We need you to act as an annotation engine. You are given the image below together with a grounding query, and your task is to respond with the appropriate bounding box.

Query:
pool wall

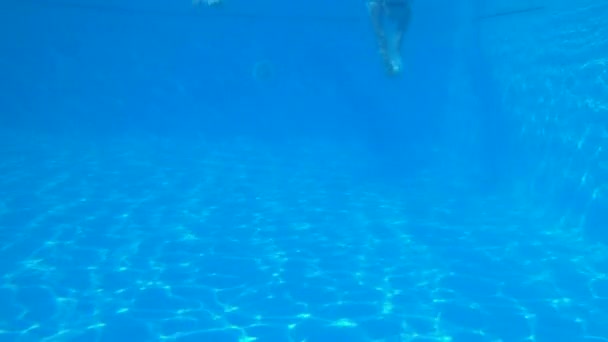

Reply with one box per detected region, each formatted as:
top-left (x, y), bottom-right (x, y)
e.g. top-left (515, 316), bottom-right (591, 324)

top-left (477, 0), bottom-right (608, 242)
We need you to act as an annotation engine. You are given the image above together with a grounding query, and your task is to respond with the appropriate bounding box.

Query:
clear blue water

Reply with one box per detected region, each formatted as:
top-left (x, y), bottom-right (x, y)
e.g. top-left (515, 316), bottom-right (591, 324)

top-left (1, 1), bottom-right (608, 341)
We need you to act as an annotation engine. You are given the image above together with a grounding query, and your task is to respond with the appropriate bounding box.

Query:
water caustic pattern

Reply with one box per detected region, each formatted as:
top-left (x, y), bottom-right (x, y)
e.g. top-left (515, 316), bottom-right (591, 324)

top-left (480, 1), bottom-right (608, 237)
top-left (1, 136), bottom-right (607, 342)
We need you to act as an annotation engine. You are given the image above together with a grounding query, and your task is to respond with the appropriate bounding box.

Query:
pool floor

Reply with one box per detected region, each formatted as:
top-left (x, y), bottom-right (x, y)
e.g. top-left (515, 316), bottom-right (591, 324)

top-left (0, 136), bottom-right (607, 342)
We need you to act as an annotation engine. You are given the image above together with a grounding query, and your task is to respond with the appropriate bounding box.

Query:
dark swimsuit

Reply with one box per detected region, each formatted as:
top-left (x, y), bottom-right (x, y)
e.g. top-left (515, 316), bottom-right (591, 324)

top-left (384, 0), bottom-right (411, 29)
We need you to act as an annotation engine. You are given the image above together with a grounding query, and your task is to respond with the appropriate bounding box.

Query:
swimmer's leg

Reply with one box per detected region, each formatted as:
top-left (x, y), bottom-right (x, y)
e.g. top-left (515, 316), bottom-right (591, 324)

top-left (388, 5), bottom-right (411, 74)
top-left (368, 1), bottom-right (395, 74)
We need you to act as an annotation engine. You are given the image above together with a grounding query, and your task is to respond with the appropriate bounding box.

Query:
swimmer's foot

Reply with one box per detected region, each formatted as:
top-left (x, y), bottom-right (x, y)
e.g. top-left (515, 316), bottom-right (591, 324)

top-left (386, 57), bottom-right (402, 75)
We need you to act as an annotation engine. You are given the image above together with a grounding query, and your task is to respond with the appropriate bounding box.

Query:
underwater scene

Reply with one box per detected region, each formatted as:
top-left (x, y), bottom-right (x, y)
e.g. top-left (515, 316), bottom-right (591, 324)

top-left (0, 0), bottom-right (607, 341)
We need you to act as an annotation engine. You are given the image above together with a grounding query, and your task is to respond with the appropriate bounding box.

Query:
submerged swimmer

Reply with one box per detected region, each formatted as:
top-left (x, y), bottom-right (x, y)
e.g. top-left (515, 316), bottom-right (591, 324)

top-left (367, 0), bottom-right (412, 75)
